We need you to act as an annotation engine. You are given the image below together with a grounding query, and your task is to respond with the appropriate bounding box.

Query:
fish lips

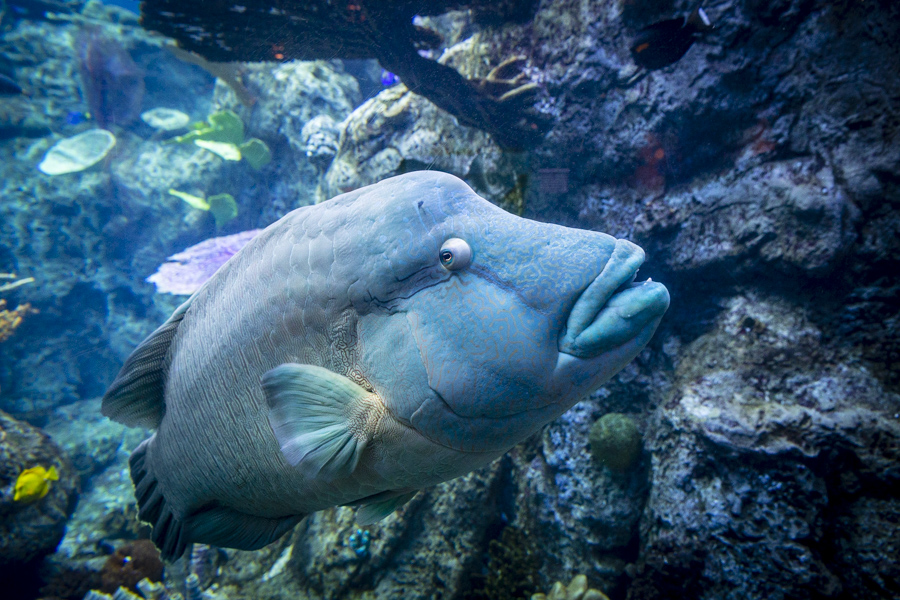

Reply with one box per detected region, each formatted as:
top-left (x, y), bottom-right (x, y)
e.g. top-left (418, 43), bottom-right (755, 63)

top-left (559, 239), bottom-right (670, 358)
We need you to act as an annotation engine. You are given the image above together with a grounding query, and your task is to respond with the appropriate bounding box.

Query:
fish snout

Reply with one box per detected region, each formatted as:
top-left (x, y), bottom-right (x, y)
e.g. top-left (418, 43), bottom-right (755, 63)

top-left (559, 239), bottom-right (669, 358)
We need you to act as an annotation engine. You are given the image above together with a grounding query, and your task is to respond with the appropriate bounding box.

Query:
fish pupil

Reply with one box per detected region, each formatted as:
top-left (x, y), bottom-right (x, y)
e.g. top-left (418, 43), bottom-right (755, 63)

top-left (440, 250), bottom-right (453, 265)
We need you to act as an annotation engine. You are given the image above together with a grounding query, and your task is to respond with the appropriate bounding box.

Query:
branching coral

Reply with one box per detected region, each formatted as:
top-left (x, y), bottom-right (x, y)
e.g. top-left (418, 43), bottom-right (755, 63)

top-left (465, 526), bottom-right (539, 600)
top-left (0, 298), bottom-right (37, 342)
top-left (0, 273), bottom-right (34, 292)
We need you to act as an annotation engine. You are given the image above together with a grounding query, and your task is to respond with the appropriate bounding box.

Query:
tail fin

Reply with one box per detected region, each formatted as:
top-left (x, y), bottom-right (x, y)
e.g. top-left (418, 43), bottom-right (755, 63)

top-left (129, 438), bottom-right (303, 560)
top-left (129, 438), bottom-right (190, 560)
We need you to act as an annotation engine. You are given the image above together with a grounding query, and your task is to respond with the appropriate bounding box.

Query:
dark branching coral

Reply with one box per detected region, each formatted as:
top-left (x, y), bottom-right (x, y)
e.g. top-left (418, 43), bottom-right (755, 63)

top-left (465, 525), bottom-right (540, 600)
top-left (99, 539), bottom-right (164, 594)
top-left (139, 0), bottom-right (549, 148)
top-left (0, 298), bottom-right (37, 343)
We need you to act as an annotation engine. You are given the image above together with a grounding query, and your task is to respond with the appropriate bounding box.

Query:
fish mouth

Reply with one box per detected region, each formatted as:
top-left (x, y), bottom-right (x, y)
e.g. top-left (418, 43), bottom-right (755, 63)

top-left (559, 239), bottom-right (670, 358)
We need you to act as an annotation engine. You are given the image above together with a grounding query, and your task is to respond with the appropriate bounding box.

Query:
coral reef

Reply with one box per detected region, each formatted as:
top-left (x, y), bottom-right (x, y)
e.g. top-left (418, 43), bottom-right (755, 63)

top-left (139, 0), bottom-right (548, 147)
top-left (0, 297), bottom-right (37, 343)
top-left (37, 566), bottom-right (99, 600)
top-left (168, 110), bottom-right (271, 170)
top-left (531, 575), bottom-right (609, 600)
top-left (300, 115), bottom-right (340, 170)
top-left (629, 292), bottom-right (900, 599)
top-left (140, 109), bottom-right (190, 132)
top-left (588, 413), bottom-right (643, 472)
top-left (318, 34), bottom-right (537, 207)
top-left (145, 229), bottom-right (260, 295)
top-left (0, 411), bottom-right (77, 567)
top-left (0, 273), bottom-right (34, 293)
top-left (38, 129), bottom-right (117, 175)
top-left (166, 190), bottom-right (239, 229)
top-left (99, 540), bottom-right (164, 594)
top-left (509, 398), bottom-right (649, 592)
top-left (189, 458), bottom-right (513, 600)
top-left (210, 60), bottom-right (361, 214)
top-left (0, 0), bottom-right (219, 418)
top-left (464, 525), bottom-right (540, 600)
top-left (43, 398), bottom-right (138, 482)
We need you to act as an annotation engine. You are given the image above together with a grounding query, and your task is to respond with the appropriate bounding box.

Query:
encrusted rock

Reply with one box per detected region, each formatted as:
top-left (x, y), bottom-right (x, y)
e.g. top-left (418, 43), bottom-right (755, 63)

top-left (0, 410), bottom-right (77, 566)
top-left (630, 292), bottom-right (900, 599)
top-left (301, 115), bottom-right (340, 170)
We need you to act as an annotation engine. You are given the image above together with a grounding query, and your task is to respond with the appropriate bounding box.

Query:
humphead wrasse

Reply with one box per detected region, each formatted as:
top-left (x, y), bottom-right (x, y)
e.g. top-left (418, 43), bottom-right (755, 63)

top-left (102, 172), bottom-right (670, 559)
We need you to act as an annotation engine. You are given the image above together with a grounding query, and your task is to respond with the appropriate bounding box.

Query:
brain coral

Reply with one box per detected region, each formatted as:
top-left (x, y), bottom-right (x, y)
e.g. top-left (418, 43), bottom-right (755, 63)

top-left (99, 539), bottom-right (164, 593)
top-left (588, 413), bottom-right (643, 472)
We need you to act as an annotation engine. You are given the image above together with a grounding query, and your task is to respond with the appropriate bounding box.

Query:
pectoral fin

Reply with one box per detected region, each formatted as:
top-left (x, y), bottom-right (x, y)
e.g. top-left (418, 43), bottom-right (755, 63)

top-left (355, 490), bottom-right (418, 525)
top-left (185, 505), bottom-right (303, 551)
top-left (262, 363), bottom-right (379, 480)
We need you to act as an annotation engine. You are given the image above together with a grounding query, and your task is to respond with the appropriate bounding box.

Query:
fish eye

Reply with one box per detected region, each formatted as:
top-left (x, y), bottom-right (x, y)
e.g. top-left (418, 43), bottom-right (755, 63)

top-left (439, 238), bottom-right (472, 271)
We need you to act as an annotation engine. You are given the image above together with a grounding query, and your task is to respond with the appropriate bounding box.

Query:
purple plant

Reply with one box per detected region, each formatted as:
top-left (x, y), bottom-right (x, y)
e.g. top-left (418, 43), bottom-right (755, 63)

top-left (77, 28), bottom-right (145, 129)
top-left (147, 229), bottom-right (261, 295)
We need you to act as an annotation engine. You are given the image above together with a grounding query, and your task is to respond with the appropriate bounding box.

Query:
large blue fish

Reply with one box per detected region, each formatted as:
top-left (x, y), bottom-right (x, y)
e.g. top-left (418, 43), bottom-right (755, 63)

top-left (102, 172), bottom-right (670, 559)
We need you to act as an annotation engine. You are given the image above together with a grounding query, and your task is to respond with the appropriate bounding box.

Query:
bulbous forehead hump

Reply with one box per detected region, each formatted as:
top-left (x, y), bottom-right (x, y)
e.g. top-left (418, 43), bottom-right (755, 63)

top-left (295, 172), bottom-right (500, 311)
top-left (349, 171), bottom-right (502, 233)
top-left (329, 171), bottom-right (504, 263)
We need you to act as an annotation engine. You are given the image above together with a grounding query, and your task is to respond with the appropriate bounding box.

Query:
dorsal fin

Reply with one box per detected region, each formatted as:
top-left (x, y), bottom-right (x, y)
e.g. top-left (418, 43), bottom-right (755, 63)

top-left (101, 298), bottom-right (193, 428)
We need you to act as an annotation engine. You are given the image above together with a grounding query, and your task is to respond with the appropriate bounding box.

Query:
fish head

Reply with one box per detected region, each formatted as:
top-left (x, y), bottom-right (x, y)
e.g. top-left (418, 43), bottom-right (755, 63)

top-left (347, 172), bottom-right (669, 453)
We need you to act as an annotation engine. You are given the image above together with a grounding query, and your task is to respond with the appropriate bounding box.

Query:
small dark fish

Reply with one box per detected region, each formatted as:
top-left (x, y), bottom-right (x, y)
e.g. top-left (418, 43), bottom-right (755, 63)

top-left (0, 73), bottom-right (23, 95)
top-left (630, 7), bottom-right (712, 70)
top-left (380, 69), bottom-right (399, 86)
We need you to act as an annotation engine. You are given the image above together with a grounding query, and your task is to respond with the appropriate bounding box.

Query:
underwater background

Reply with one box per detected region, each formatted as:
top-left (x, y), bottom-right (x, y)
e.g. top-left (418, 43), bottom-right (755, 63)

top-left (1, 0), bottom-right (898, 599)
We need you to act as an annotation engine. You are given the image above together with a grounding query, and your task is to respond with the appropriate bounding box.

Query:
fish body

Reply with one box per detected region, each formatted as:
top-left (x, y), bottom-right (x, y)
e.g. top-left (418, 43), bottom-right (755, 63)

top-left (380, 69), bottom-right (399, 86)
top-left (630, 7), bottom-right (712, 70)
top-left (102, 172), bottom-right (670, 559)
top-left (0, 73), bottom-right (23, 96)
top-left (14, 465), bottom-right (59, 502)
top-left (65, 111), bottom-right (87, 125)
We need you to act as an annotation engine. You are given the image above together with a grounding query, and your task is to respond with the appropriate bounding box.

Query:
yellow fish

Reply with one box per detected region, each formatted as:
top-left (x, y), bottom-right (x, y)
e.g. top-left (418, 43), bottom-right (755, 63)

top-left (13, 465), bottom-right (59, 503)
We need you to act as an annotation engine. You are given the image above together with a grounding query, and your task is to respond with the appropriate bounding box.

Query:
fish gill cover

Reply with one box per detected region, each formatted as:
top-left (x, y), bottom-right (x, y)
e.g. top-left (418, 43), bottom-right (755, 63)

top-left (0, 0), bottom-right (898, 599)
